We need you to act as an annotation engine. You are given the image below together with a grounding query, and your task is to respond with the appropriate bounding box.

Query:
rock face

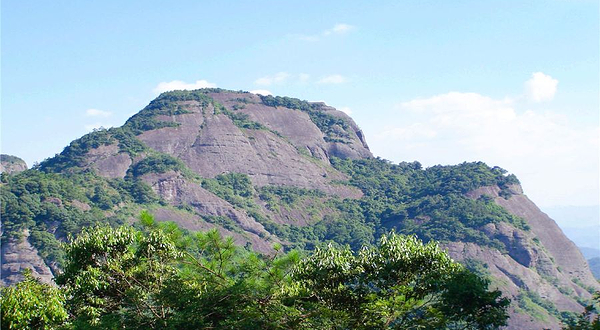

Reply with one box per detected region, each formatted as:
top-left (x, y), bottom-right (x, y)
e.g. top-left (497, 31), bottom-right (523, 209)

top-left (0, 154), bottom-right (27, 174)
top-left (458, 185), bottom-right (600, 329)
top-left (140, 170), bottom-right (277, 253)
top-left (136, 92), bottom-right (370, 192)
top-left (1, 230), bottom-right (55, 286)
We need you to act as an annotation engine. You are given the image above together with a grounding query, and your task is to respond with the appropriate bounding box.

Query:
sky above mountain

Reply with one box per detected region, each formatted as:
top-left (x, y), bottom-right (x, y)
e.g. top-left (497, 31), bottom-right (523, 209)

top-left (2, 0), bottom-right (598, 208)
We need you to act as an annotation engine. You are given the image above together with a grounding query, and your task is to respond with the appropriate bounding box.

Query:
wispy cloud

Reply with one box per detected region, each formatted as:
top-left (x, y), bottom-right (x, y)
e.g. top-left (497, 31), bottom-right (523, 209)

top-left (249, 89), bottom-right (272, 96)
top-left (525, 72), bottom-right (558, 102)
top-left (324, 23), bottom-right (355, 35)
top-left (298, 23), bottom-right (356, 41)
top-left (370, 75), bottom-right (598, 206)
top-left (85, 108), bottom-right (112, 117)
top-left (299, 73), bottom-right (310, 83)
top-left (254, 72), bottom-right (291, 86)
top-left (153, 80), bottom-right (217, 94)
top-left (317, 74), bottom-right (348, 84)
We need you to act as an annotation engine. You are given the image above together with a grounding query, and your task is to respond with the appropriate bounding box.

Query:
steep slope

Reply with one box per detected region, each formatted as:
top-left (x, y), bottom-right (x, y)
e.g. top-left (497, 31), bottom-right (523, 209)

top-left (1, 89), bottom-right (597, 329)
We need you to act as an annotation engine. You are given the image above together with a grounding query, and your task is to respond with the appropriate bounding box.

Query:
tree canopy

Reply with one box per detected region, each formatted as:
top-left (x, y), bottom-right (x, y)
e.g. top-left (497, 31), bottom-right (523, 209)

top-left (1, 215), bottom-right (510, 329)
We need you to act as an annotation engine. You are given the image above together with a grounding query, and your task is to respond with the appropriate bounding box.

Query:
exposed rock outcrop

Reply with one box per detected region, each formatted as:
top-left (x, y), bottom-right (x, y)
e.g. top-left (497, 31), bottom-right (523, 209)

top-left (0, 154), bottom-right (27, 174)
top-left (141, 170), bottom-right (277, 253)
top-left (460, 185), bottom-right (600, 329)
top-left (1, 230), bottom-right (54, 286)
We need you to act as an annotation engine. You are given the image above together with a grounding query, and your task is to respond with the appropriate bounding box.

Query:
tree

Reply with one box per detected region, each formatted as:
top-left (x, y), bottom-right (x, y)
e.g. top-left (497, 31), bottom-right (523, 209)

top-left (56, 224), bottom-right (181, 328)
top-left (288, 233), bottom-right (510, 329)
top-left (22, 216), bottom-right (508, 329)
top-left (0, 269), bottom-right (68, 329)
top-left (562, 293), bottom-right (600, 330)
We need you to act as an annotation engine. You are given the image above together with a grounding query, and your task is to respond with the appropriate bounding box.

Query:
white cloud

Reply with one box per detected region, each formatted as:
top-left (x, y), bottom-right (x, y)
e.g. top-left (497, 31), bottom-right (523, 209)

top-left (298, 23), bottom-right (355, 41)
top-left (254, 72), bottom-right (291, 86)
top-left (370, 89), bottom-right (599, 207)
top-left (249, 89), bottom-right (272, 96)
top-left (317, 74), bottom-right (348, 84)
top-left (525, 72), bottom-right (558, 102)
top-left (324, 23), bottom-right (355, 35)
top-left (299, 73), bottom-right (310, 82)
top-left (153, 80), bottom-right (217, 94)
top-left (85, 108), bottom-right (112, 117)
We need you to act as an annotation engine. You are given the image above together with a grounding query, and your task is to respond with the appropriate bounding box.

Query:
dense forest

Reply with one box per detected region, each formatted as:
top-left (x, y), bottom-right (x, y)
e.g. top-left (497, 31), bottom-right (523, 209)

top-left (1, 157), bottom-right (524, 271)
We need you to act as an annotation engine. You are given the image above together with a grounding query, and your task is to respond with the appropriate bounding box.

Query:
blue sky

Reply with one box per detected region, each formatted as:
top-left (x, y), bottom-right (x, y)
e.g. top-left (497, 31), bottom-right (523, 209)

top-left (2, 0), bottom-right (598, 209)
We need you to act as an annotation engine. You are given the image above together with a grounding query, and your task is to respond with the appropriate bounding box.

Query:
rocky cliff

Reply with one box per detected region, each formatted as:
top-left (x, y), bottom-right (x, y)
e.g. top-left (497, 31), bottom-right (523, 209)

top-left (0, 154), bottom-right (27, 174)
top-left (448, 185), bottom-right (599, 329)
top-left (2, 89), bottom-right (597, 329)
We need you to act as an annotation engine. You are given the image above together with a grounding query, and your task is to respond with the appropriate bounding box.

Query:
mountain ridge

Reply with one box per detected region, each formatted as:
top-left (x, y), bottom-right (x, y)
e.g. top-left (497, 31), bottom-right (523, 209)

top-left (1, 88), bottom-right (598, 329)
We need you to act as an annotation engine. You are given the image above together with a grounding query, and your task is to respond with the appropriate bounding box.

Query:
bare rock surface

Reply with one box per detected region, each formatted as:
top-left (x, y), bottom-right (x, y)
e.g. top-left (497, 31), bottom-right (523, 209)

top-left (462, 185), bottom-right (600, 329)
top-left (210, 92), bottom-right (371, 161)
top-left (467, 185), bottom-right (599, 290)
top-left (137, 93), bottom-right (369, 196)
top-left (82, 144), bottom-right (132, 178)
top-left (0, 154), bottom-right (27, 174)
top-left (1, 230), bottom-right (54, 286)
top-left (141, 171), bottom-right (269, 237)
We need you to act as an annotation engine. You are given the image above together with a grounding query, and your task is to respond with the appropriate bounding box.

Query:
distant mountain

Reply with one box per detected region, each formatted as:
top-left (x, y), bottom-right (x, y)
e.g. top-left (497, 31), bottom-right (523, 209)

top-left (589, 257), bottom-right (600, 279)
top-left (579, 247), bottom-right (600, 260)
top-left (2, 89), bottom-right (598, 330)
top-left (545, 205), bottom-right (600, 249)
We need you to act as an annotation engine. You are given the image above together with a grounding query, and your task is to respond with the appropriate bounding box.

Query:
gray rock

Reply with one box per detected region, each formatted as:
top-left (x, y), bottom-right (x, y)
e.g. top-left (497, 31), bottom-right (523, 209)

top-left (0, 154), bottom-right (27, 174)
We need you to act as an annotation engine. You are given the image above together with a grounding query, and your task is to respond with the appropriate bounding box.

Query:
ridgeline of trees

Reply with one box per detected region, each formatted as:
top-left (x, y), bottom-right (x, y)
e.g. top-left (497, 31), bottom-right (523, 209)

top-left (1, 214), bottom-right (510, 330)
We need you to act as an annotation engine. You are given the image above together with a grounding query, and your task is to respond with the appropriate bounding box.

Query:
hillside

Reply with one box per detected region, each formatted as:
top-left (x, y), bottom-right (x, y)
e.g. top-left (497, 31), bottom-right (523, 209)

top-left (1, 88), bottom-right (598, 329)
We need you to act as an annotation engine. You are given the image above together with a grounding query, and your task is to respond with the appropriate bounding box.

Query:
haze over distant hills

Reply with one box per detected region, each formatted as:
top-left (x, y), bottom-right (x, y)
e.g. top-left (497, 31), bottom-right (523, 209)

top-left (544, 205), bottom-right (600, 254)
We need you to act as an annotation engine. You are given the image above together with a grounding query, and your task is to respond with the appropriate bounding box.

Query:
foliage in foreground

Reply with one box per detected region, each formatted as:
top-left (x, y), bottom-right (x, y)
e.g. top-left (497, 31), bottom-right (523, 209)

top-left (562, 293), bottom-right (600, 330)
top-left (0, 269), bottom-right (68, 329)
top-left (1, 215), bottom-right (510, 329)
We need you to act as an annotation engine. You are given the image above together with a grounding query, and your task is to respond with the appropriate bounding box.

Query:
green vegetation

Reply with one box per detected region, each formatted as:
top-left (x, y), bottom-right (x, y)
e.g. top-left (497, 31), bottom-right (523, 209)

top-left (214, 102), bottom-right (267, 130)
top-left (2, 218), bottom-right (509, 329)
top-left (329, 157), bottom-right (528, 245)
top-left (258, 186), bottom-right (326, 209)
top-left (201, 173), bottom-right (256, 210)
top-left (561, 293), bottom-right (600, 329)
top-left (1, 269), bottom-right (68, 330)
top-left (38, 126), bottom-right (149, 173)
top-left (128, 154), bottom-right (187, 177)
top-left (0, 169), bottom-right (158, 267)
top-left (244, 158), bottom-right (527, 252)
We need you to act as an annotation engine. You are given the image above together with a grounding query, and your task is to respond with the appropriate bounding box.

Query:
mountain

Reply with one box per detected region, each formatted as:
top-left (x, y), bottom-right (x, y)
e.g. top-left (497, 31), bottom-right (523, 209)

top-left (1, 89), bottom-right (598, 329)
top-left (0, 154), bottom-right (27, 174)
top-left (580, 247), bottom-right (600, 260)
top-left (589, 258), bottom-right (600, 279)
